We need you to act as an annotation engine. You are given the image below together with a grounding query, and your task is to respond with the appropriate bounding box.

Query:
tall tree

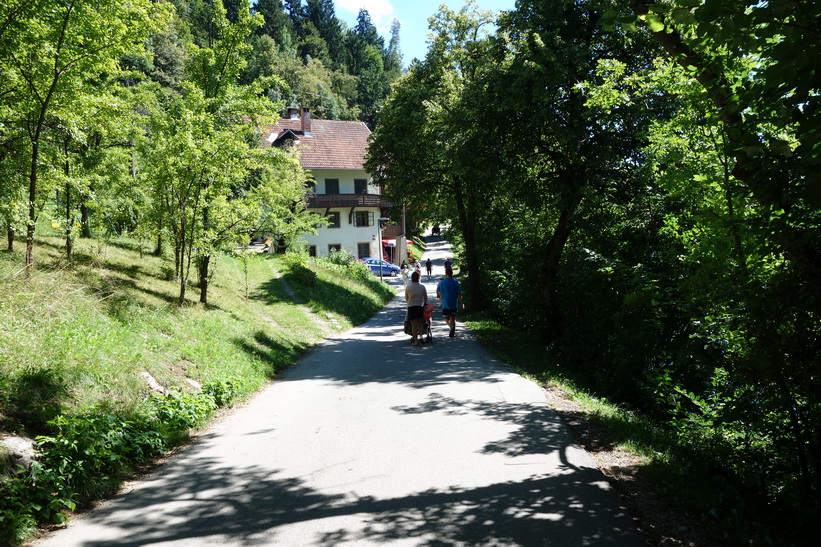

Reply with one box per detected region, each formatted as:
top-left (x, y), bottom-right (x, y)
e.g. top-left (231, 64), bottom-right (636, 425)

top-left (613, 0), bottom-right (821, 288)
top-left (368, 1), bottom-right (497, 306)
top-left (253, 0), bottom-right (292, 45)
top-left (304, 0), bottom-right (345, 68)
top-left (609, 0), bottom-right (821, 511)
top-left (384, 18), bottom-right (403, 76)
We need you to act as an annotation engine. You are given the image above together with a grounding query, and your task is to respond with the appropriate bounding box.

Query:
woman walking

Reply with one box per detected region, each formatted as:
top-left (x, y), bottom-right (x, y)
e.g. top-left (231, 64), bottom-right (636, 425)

top-left (405, 271), bottom-right (428, 346)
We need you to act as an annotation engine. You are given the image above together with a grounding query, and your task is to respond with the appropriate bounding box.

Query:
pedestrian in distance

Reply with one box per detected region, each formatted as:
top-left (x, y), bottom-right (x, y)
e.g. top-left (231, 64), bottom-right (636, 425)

top-left (437, 265), bottom-right (464, 338)
top-left (401, 263), bottom-right (409, 288)
top-left (425, 258), bottom-right (433, 280)
top-left (405, 271), bottom-right (428, 346)
top-left (444, 257), bottom-right (452, 270)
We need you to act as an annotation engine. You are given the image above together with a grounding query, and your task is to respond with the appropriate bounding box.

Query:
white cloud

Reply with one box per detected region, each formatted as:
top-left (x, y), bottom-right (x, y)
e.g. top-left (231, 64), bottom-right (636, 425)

top-left (337, 0), bottom-right (396, 26)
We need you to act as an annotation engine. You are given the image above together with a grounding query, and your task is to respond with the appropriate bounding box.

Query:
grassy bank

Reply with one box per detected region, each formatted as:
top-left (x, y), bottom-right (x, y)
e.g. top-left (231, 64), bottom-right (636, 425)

top-left (0, 236), bottom-right (394, 545)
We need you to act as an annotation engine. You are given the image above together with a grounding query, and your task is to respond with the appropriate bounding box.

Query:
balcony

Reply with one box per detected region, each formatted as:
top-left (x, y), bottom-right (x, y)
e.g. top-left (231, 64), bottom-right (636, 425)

top-left (306, 193), bottom-right (389, 209)
top-left (381, 223), bottom-right (403, 237)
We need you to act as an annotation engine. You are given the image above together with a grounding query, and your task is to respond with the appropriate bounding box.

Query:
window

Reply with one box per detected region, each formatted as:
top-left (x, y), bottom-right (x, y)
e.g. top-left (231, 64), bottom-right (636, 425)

top-left (328, 244), bottom-right (341, 253)
top-left (354, 211), bottom-right (373, 227)
top-left (307, 245), bottom-right (317, 257)
top-left (357, 243), bottom-right (370, 259)
top-left (354, 179), bottom-right (368, 194)
top-left (326, 212), bottom-right (341, 228)
top-left (324, 178), bottom-right (339, 194)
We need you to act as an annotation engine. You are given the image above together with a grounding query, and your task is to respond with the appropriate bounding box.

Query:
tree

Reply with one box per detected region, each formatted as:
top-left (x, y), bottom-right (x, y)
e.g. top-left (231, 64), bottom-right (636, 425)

top-left (139, 0), bottom-right (312, 305)
top-left (606, 0), bottom-right (821, 515)
top-left (384, 19), bottom-right (403, 77)
top-left (1, 0), bottom-right (168, 272)
top-left (253, 0), bottom-right (292, 45)
top-left (304, 0), bottom-right (345, 68)
top-left (368, 1), bottom-right (497, 307)
top-left (611, 0), bottom-right (821, 288)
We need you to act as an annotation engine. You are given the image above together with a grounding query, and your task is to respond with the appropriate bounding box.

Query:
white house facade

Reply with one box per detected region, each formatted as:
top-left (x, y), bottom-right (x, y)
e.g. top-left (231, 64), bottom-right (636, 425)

top-left (265, 107), bottom-right (397, 260)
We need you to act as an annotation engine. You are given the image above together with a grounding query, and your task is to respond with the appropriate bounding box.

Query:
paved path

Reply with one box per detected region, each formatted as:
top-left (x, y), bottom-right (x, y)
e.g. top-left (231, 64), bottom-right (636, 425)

top-left (34, 237), bottom-right (643, 546)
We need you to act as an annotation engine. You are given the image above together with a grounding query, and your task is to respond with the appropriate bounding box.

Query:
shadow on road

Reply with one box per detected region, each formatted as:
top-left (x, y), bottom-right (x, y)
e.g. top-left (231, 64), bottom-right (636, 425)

top-left (77, 448), bottom-right (637, 546)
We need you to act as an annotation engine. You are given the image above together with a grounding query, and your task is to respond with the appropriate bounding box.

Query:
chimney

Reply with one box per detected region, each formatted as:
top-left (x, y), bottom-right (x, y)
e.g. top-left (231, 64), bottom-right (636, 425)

top-left (287, 107), bottom-right (299, 119)
top-left (300, 107), bottom-right (312, 136)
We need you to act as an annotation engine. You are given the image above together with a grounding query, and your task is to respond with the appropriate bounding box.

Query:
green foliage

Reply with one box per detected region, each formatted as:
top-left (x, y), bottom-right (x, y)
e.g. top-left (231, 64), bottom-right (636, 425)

top-left (36, 407), bottom-right (167, 502)
top-left (325, 248), bottom-right (356, 266)
top-left (316, 257), bottom-right (373, 284)
top-left (282, 253), bottom-right (318, 287)
top-left (0, 461), bottom-right (74, 547)
top-left (373, 0), bottom-right (820, 543)
top-left (201, 378), bottom-right (240, 408)
top-left (149, 390), bottom-right (216, 441)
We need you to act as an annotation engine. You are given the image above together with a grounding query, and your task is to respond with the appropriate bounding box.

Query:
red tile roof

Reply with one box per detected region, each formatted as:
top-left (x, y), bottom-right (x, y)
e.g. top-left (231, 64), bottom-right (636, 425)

top-left (264, 118), bottom-right (371, 170)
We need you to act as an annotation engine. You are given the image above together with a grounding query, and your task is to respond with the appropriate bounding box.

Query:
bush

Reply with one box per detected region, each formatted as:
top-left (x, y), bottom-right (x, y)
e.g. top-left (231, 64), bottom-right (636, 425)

top-left (326, 248), bottom-right (357, 266)
top-left (149, 390), bottom-right (217, 442)
top-left (0, 386), bottom-right (226, 543)
top-left (202, 378), bottom-right (240, 408)
top-left (36, 408), bottom-right (167, 503)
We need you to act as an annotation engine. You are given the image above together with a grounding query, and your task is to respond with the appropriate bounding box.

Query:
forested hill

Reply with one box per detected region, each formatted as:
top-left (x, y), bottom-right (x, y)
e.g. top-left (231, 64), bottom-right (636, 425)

top-left (240, 0), bottom-right (403, 126)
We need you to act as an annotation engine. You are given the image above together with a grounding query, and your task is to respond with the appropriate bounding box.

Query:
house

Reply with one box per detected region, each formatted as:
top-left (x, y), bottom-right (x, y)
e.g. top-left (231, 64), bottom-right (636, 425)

top-left (265, 107), bottom-right (403, 261)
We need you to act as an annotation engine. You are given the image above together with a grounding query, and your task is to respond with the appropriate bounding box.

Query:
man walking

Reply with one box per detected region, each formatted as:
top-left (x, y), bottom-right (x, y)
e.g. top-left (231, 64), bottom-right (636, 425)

top-left (425, 258), bottom-right (433, 280)
top-left (437, 266), bottom-right (464, 338)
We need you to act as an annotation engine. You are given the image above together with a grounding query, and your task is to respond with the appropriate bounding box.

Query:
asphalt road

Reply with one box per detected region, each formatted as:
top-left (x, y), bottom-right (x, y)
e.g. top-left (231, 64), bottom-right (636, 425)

top-left (33, 237), bottom-right (644, 546)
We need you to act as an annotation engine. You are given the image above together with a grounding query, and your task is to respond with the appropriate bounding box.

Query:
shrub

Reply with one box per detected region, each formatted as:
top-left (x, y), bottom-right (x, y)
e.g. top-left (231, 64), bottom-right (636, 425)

top-left (36, 408), bottom-right (166, 503)
top-left (149, 390), bottom-right (217, 442)
top-left (202, 378), bottom-right (240, 408)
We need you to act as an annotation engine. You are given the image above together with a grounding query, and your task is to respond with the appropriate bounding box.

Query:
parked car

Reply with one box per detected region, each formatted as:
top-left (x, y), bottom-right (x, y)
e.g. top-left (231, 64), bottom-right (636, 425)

top-left (363, 258), bottom-right (400, 276)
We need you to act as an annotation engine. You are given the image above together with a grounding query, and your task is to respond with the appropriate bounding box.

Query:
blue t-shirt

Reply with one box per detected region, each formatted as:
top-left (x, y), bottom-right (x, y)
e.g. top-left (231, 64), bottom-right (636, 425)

top-left (437, 277), bottom-right (461, 310)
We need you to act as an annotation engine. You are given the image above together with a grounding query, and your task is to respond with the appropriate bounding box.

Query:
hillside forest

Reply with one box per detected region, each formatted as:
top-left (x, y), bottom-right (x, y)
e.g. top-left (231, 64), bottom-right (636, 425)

top-left (1, 0), bottom-right (820, 545)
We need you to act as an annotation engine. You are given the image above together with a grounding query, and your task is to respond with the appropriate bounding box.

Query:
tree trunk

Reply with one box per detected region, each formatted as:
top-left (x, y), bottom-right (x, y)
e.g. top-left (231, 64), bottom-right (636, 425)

top-left (453, 183), bottom-right (483, 308)
top-left (6, 226), bottom-right (12, 251)
top-left (25, 139), bottom-right (39, 274)
top-left (80, 203), bottom-right (91, 238)
top-left (541, 186), bottom-right (583, 342)
top-left (64, 180), bottom-right (73, 262)
top-left (198, 253), bottom-right (210, 304)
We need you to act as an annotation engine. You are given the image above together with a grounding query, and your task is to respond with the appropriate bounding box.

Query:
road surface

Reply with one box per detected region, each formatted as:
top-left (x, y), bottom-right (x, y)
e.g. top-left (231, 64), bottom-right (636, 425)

top-left (34, 236), bottom-right (643, 546)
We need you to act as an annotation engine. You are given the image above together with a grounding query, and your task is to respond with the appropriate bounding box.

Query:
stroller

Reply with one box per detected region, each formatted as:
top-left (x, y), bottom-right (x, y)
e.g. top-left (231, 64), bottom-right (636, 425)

top-left (405, 303), bottom-right (434, 344)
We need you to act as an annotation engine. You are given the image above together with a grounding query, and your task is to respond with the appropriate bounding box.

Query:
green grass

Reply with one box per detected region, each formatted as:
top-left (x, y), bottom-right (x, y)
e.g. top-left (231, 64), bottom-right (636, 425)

top-left (1, 237), bottom-right (391, 419)
top-left (0, 235), bottom-right (394, 545)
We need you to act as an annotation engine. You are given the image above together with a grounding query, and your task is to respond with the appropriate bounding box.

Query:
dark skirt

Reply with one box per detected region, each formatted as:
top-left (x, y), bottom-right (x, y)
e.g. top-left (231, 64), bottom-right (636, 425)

top-left (407, 305), bottom-right (424, 320)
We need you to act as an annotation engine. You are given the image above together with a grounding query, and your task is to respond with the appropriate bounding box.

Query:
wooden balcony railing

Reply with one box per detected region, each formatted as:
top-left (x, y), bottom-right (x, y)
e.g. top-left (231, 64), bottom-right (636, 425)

top-left (307, 193), bottom-right (389, 209)
top-left (381, 224), bottom-right (403, 237)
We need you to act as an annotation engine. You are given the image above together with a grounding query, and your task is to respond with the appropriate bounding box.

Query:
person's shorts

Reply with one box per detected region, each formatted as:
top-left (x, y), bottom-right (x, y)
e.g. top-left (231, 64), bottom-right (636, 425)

top-left (407, 306), bottom-right (424, 320)
top-left (442, 308), bottom-right (457, 318)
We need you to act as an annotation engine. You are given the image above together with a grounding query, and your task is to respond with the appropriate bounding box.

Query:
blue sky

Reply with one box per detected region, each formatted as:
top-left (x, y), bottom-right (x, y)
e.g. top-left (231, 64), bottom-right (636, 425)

top-left (334, 0), bottom-right (517, 66)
